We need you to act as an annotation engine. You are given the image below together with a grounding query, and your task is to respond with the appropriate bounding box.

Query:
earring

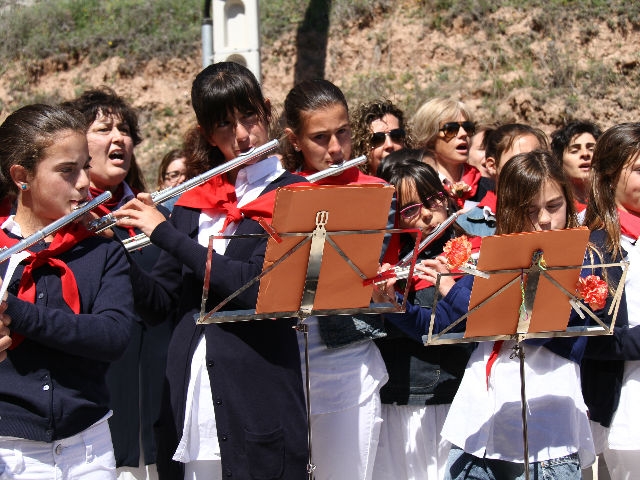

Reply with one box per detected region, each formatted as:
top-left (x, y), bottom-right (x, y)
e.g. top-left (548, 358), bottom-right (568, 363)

top-left (294, 146), bottom-right (300, 152)
top-left (20, 184), bottom-right (27, 191)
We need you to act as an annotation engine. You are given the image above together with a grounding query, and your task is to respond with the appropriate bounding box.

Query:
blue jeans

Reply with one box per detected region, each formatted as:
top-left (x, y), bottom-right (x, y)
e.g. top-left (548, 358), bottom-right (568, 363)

top-left (445, 445), bottom-right (582, 480)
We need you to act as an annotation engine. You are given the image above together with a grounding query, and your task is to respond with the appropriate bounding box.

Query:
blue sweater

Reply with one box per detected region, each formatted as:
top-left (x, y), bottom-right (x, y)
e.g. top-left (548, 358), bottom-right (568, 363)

top-left (0, 234), bottom-right (135, 442)
top-left (385, 231), bottom-right (622, 366)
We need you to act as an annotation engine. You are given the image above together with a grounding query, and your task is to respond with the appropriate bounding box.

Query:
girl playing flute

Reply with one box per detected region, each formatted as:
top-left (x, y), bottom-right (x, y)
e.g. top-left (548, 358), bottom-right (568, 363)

top-left (114, 62), bottom-right (309, 480)
top-left (0, 103), bottom-right (135, 478)
top-left (376, 150), bottom-right (620, 479)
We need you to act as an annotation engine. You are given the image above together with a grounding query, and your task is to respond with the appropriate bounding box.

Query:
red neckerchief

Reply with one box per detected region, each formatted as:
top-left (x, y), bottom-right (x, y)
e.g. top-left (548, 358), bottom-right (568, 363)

top-left (89, 184), bottom-right (127, 212)
top-left (176, 173), bottom-right (284, 232)
top-left (618, 209), bottom-right (640, 241)
top-left (299, 167), bottom-right (386, 186)
top-left (0, 222), bottom-right (91, 349)
top-left (89, 184), bottom-right (138, 238)
top-left (486, 340), bottom-right (504, 389)
top-left (477, 191), bottom-right (497, 213)
top-left (444, 164), bottom-right (482, 208)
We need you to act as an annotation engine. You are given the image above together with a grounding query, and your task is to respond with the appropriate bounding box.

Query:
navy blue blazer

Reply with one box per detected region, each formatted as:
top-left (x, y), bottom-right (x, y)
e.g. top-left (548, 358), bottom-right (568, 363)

top-left (137, 171), bottom-right (309, 479)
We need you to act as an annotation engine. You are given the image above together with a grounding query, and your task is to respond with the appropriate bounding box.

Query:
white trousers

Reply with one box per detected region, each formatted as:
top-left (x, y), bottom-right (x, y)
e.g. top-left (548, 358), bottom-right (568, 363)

top-left (373, 403), bottom-right (451, 480)
top-left (183, 459), bottom-right (222, 480)
top-left (602, 449), bottom-right (640, 480)
top-left (116, 460), bottom-right (158, 480)
top-left (0, 418), bottom-right (116, 479)
top-left (310, 393), bottom-right (383, 480)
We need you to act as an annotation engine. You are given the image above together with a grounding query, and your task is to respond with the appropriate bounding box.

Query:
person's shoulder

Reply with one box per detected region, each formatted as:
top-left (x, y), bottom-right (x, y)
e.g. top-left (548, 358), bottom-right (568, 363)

top-left (273, 170), bottom-right (308, 187)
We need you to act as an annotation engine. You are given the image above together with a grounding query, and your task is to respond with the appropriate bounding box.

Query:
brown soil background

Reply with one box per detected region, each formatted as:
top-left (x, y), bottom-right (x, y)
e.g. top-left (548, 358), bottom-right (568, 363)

top-left (1, 4), bottom-right (639, 186)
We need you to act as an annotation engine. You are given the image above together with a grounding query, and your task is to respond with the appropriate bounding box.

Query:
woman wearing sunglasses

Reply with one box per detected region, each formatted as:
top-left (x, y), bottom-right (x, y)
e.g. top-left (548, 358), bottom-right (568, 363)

top-left (412, 98), bottom-right (487, 209)
top-left (372, 153), bottom-right (477, 479)
top-left (351, 100), bottom-right (414, 176)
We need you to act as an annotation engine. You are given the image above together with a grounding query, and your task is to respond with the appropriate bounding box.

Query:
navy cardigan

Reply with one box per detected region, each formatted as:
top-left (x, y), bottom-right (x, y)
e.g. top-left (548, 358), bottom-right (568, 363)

top-left (135, 171), bottom-right (309, 480)
top-left (581, 229), bottom-right (637, 428)
top-left (0, 234), bottom-right (135, 442)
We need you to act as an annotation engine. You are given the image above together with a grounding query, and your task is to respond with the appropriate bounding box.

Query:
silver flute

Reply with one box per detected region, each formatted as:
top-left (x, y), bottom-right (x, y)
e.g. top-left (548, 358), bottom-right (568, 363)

top-left (305, 155), bottom-right (367, 183)
top-left (371, 210), bottom-right (461, 285)
top-left (120, 139), bottom-right (279, 251)
top-left (0, 191), bottom-right (113, 264)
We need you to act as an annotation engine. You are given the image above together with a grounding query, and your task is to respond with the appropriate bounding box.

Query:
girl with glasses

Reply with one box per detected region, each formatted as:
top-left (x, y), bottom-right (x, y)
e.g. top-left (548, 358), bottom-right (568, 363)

top-left (376, 150), bottom-right (621, 480)
top-left (412, 98), bottom-right (486, 209)
top-left (372, 152), bottom-right (476, 480)
top-left (351, 100), bottom-right (414, 177)
top-left (156, 147), bottom-right (189, 212)
top-left (157, 149), bottom-right (188, 190)
top-left (280, 78), bottom-right (388, 480)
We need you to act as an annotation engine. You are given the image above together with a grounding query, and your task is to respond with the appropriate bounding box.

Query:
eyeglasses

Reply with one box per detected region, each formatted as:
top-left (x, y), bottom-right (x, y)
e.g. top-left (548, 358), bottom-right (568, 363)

top-left (370, 128), bottom-right (406, 148)
top-left (399, 192), bottom-right (446, 220)
top-left (439, 121), bottom-right (475, 141)
top-left (163, 170), bottom-right (186, 182)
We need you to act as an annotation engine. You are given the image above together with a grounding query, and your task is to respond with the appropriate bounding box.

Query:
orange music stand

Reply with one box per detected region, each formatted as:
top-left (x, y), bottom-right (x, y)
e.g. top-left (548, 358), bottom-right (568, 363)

top-left (422, 227), bottom-right (627, 480)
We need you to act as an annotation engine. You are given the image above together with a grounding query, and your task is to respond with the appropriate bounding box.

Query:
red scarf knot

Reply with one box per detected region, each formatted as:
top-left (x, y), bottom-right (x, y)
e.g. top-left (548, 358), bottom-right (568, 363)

top-left (0, 222), bottom-right (90, 349)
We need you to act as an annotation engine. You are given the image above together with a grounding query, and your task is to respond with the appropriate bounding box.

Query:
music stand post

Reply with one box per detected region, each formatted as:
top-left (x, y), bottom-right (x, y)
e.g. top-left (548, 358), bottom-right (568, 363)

top-left (196, 184), bottom-right (414, 479)
top-left (423, 228), bottom-right (627, 480)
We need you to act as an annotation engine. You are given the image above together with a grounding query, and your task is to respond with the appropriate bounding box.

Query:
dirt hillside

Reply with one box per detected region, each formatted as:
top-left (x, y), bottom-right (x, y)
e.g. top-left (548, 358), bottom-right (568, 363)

top-left (1, 4), bottom-right (639, 185)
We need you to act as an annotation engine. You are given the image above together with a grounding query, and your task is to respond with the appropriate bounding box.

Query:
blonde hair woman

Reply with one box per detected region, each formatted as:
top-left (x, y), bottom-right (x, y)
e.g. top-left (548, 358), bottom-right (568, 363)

top-left (412, 98), bottom-right (486, 208)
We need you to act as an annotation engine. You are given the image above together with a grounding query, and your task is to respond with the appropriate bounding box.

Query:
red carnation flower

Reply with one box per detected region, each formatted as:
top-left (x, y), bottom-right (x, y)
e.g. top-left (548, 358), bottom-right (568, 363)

top-left (577, 274), bottom-right (608, 311)
top-left (443, 235), bottom-right (473, 270)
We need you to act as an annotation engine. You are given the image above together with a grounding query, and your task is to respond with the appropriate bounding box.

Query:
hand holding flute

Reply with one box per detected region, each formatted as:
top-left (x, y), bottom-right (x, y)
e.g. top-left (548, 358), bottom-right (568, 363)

top-left (112, 140), bottom-right (280, 250)
top-left (372, 257), bottom-right (456, 303)
top-left (112, 192), bottom-right (167, 239)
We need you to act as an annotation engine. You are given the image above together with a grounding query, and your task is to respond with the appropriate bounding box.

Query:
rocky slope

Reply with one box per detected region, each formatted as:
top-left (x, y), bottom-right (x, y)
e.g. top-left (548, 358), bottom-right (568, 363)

top-left (1, 3), bottom-right (639, 185)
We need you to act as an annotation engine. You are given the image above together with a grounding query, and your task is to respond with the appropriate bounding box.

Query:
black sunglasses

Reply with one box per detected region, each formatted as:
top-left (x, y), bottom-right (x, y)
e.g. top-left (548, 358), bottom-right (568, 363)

top-left (370, 128), bottom-right (406, 148)
top-left (439, 121), bottom-right (475, 140)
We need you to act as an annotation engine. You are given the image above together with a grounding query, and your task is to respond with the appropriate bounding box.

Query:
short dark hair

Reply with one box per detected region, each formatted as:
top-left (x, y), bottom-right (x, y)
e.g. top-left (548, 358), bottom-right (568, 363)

top-left (62, 86), bottom-right (141, 146)
top-left (550, 120), bottom-right (602, 162)
top-left (485, 123), bottom-right (548, 168)
top-left (191, 61), bottom-right (270, 138)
